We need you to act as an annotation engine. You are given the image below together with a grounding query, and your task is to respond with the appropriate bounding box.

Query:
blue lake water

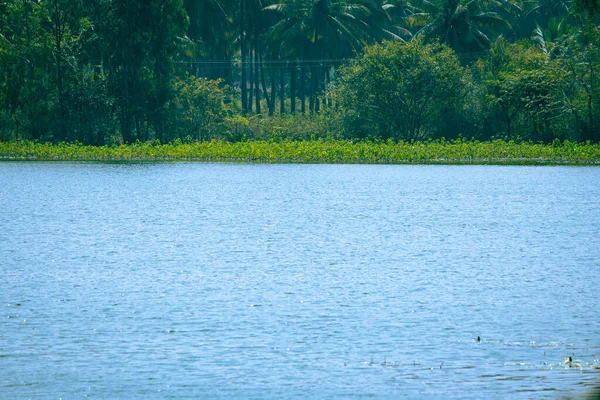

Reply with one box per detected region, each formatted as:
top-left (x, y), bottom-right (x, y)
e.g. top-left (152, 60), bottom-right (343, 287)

top-left (1, 162), bottom-right (599, 399)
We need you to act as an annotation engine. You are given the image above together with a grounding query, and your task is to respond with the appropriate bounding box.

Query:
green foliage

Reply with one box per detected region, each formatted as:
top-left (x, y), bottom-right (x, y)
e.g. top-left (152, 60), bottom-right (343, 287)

top-left (265, 0), bottom-right (381, 59)
top-left (556, 27), bottom-right (600, 142)
top-left (165, 76), bottom-right (233, 142)
top-left (476, 39), bottom-right (570, 142)
top-left (105, 0), bottom-right (189, 143)
top-left (0, 0), bottom-right (53, 140)
top-left (333, 39), bottom-right (470, 141)
top-left (2, 139), bottom-right (599, 165)
top-left (1, 0), bottom-right (600, 145)
top-left (242, 111), bottom-right (344, 141)
top-left (410, 0), bottom-right (509, 55)
top-left (62, 70), bottom-right (114, 145)
top-left (573, 0), bottom-right (600, 22)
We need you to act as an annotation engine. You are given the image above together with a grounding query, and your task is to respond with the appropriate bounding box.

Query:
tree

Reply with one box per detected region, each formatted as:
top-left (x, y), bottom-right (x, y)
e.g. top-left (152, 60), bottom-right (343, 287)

top-left (105, 0), bottom-right (188, 143)
top-left (333, 39), bottom-right (469, 140)
top-left (476, 39), bottom-right (569, 141)
top-left (523, 0), bottom-right (571, 31)
top-left (410, 0), bottom-right (509, 57)
top-left (557, 28), bottom-right (600, 141)
top-left (184, 0), bottom-right (235, 82)
top-left (0, 0), bottom-right (54, 140)
top-left (573, 0), bottom-right (600, 19)
top-left (265, 0), bottom-right (381, 112)
top-left (166, 76), bottom-right (233, 142)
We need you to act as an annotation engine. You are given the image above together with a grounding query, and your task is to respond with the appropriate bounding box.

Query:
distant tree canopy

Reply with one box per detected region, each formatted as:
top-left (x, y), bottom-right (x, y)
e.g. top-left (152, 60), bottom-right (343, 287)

top-left (0, 0), bottom-right (599, 144)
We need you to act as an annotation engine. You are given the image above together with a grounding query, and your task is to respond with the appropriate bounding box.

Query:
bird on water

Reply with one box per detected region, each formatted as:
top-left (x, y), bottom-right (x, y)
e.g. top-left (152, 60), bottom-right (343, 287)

top-left (565, 356), bottom-right (582, 368)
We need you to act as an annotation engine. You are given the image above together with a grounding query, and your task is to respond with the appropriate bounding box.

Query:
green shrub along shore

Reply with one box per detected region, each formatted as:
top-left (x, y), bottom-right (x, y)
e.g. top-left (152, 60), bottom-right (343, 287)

top-left (1, 139), bottom-right (599, 165)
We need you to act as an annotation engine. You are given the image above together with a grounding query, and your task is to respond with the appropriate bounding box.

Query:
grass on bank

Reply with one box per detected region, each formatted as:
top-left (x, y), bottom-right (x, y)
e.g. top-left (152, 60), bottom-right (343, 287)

top-left (1, 139), bottom-right (600, 165)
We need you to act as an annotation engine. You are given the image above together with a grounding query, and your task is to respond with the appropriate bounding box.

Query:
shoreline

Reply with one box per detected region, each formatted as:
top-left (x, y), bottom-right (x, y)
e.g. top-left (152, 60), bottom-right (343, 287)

top-left (1, 140), bottom-right (599, 166)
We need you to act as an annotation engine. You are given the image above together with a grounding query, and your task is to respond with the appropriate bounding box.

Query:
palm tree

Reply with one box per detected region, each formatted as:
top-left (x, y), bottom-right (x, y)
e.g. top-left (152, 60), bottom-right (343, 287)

top-left (524, 0), bottom-right (571, 27)
top-left (530, 17), bottom-right (568, 54)
top-left (500, 0), bottom-right (571, 40)
top-left (410, 0), bottom-right (509, 57)
top-left (240, 0), bottom-right (281, 114)
top-left (266, 0), bottom-right (379, 57)
top-left (377, 0), bottom-right (415, 41)
top-left (184, 0), bottom-right (235, 81)
top-left (265, 0), bottom-right (380, 112)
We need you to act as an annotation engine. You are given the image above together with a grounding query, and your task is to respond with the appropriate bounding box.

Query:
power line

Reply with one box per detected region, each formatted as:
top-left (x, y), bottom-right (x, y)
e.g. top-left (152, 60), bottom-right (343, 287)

top-left (173, 51), bottom-right (489, 68)
top-left (172, 58), bottom-right (349, 65)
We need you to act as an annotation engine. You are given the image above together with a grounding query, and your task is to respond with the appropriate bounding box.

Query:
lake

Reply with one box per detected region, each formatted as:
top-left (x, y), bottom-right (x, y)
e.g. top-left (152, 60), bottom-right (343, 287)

top-left (1, 162), bottom-right (599, 399)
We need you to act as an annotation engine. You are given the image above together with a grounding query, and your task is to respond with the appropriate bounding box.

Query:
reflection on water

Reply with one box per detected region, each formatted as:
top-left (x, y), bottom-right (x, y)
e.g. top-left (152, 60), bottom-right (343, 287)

top-left (1, 162), bottom-right (599, 399)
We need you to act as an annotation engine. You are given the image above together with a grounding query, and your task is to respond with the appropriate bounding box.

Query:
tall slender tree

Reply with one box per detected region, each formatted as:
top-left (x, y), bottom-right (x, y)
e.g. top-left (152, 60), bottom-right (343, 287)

top-left (265, 0), bottom-right (380, 112)
top-left (106, 0), bottom-right (187, 142)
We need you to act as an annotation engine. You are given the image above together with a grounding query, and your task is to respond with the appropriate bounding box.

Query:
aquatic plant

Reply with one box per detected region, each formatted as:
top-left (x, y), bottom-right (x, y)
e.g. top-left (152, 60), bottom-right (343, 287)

top-left (1, 139), bottom-right (599, 165)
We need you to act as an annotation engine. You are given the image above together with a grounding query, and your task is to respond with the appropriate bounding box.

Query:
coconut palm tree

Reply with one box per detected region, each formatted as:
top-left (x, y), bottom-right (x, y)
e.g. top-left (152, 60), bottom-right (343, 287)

top-left (265, 0), bottom-right (382, 112)
top-left (410, 0), bottom-right (509, 57)
top-left (379, 0), bottom-right (418, 40)
top-left (524, 0), bottom-right (571, 27)
top-left (266, 0), bottom-right (379, 58)
top-left (239, 0), bottom-right (283, 113)
top-left (184, 0), bottom-right (235, 81)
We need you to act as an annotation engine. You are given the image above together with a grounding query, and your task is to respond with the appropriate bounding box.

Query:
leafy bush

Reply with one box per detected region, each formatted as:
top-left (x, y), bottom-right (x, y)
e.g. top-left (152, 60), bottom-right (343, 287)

top-left (332, 39), bottom-right (470, 141)
top-left (62, 71), bottom-right (115, 145)
top-left (243, 111), bottom-right (344, 142)
top-left (475, 39), bottom-right (570, 143)
top-left (2, 139), bottom-right (599, 165)
top-left (165, 76), bottom-right (234, 142)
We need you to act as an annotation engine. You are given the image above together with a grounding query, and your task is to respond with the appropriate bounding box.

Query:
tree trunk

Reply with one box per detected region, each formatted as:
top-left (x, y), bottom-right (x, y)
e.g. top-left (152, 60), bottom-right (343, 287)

top-left (254, 36), bottom-right (260, 114)
top-left (315, 64), bottom-right (321, 113)
top-left (588, 94), bottom-right (595, 141)
top-left (241, 0), bottom-right (247, 113)
top-left (290, 62), bottom-right (296, 113)
top-left (309, 65), bottom-right (315, 112)
top-left (24, 0), bottom-right (34, 80)
top-left (260, 51), bottom-right (272, 115)
top-left (501, 102), bottom-right (511, 139)
top-left (53, 0), bottom-right (65, 140)
top-left (224, 55), bottom-right (233, 85)
top-left (121, 61), bottom-right (132, 143)
top-left (280, 62), bottom-right (285, 115)
top-left (269, 60), bottom-right (276, 116)
top-left (300, 64), bottom-right (306, 114)
top-left (325, 65), bottom-right (331, 108)
top-left (248, 45), bottom-right (253, 113)
top-left (589, 55), bottom-right (597, 141)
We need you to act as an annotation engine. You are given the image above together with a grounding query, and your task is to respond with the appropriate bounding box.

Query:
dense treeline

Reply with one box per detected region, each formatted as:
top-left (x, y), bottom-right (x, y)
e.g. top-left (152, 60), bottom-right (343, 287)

top-left (1, 0), bottom-right (599, 144)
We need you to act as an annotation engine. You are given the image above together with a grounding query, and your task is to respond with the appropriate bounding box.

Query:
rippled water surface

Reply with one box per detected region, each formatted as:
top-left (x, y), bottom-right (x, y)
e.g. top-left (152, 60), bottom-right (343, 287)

top-left (1, 162), bottom-right (599, 399)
